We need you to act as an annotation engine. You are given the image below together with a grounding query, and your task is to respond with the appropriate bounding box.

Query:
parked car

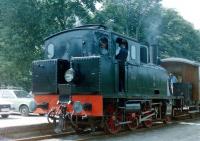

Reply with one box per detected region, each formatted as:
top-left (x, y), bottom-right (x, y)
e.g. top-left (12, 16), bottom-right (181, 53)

top-left (0, 98), bottom-right (12, 118)
top-left (0, 89), bottom-right (36, 116)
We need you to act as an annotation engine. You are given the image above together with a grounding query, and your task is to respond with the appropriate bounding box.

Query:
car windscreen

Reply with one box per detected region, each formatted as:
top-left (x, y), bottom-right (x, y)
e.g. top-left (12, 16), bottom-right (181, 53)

top-left (14, 90), bottom-right (32, 98)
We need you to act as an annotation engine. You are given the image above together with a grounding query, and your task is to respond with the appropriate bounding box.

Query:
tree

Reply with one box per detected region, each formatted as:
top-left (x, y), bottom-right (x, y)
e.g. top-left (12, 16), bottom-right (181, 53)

top-left (0, 0), bottom-right (200, 90)
top-left (93, 0), bottom-right (161, 40)
top-left (0, 0), bottom-right (101, 89)
top-left (93, 1), bottom-right (200, 61)
top-left (158, 9), bottom-right (200, 61)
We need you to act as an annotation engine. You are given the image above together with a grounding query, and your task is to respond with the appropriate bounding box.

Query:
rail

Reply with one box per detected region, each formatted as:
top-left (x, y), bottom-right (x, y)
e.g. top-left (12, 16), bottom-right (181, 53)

top-left (4, 112), bottom-right (200, 141)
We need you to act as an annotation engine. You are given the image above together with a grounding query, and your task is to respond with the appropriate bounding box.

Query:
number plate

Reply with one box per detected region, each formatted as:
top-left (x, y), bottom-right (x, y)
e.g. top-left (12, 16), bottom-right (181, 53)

top-left (1, 108), bottom-right (9, 112)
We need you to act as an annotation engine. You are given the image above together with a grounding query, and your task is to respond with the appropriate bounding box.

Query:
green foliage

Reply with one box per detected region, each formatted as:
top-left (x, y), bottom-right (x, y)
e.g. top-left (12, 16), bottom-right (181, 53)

top-left (0, 0), bottom-right (200, 90)
top-left (158, 9), bottom-right (200, 60)
top-left (0, 0), bottom-right (100, 90)
top-left (93, 0), bottom-right (162, 40)
top-left (93, 1), bottom-right (200, 61)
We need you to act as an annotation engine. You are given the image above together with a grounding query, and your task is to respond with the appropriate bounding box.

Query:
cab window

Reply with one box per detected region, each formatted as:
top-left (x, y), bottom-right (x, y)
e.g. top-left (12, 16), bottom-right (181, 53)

top-left (99, 37), bottom-right (108, 55)
top-left (131, 45), bottom-right (136, 60)
top-left (140, 46), bottom-right (148, 64)
top-left (115, 38), bottom-right (128, 62)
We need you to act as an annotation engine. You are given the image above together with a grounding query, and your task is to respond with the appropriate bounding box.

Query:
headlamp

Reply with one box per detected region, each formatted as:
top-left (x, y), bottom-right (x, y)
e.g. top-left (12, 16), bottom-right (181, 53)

top-left (73, 101), bottom-right (83, 113)
top-left (64, 68), bottom-right (74, 82)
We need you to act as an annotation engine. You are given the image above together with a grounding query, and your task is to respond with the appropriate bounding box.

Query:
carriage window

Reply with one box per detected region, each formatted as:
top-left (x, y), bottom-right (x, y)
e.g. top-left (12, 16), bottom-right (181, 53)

top-left (140, 46), bottom-right (148, 64)
top-left (99, 37), bottom-right (108, 55)
top-left (131, 45), bottom-right (136, 60)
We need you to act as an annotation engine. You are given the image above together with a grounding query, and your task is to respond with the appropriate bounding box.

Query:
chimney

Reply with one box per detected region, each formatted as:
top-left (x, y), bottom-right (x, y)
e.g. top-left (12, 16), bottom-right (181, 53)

top-left (149, 44), bottom-right (159, 65)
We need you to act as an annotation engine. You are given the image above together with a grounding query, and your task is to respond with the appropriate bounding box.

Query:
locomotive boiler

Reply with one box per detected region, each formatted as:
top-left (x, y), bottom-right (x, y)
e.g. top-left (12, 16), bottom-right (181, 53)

top-left (32, 25), bottom-right (171, 134)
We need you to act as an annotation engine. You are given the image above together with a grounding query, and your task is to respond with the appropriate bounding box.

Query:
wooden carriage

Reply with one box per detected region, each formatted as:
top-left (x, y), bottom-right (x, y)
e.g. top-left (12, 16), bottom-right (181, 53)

top-left (161, 57), bottom-right (200, 102)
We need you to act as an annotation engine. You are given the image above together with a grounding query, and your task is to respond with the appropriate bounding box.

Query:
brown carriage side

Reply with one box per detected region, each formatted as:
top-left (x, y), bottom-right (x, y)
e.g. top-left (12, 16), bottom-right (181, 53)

top-left (161, 58), bottom-right (200, 101)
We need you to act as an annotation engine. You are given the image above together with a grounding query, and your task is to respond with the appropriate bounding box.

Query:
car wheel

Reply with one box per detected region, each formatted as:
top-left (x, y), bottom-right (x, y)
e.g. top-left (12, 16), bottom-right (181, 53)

top-left (1, 115), bottom-right (9, 118)
top-left (20, 105), bottom-right (29, 116)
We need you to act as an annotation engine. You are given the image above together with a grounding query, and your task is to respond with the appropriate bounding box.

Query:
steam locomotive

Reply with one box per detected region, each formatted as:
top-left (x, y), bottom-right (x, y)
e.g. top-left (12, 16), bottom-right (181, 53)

top-left (32, 25), bottom-right (198, 134)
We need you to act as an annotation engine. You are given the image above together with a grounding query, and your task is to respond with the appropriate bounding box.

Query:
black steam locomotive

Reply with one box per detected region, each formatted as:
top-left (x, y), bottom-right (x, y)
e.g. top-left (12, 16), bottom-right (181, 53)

top-left (32, 25), bottom-right (198, 134)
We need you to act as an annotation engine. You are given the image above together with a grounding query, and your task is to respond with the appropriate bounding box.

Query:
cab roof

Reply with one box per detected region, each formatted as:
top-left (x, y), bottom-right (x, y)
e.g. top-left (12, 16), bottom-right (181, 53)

top-left (44, 24), bottom-right (138, 42)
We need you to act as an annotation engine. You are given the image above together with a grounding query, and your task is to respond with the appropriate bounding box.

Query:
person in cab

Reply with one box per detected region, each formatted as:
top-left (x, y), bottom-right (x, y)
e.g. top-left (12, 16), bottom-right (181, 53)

top-left (99, 37), bottom-right (108, 55)
top-left (116, 40), bottom-right (128, 92)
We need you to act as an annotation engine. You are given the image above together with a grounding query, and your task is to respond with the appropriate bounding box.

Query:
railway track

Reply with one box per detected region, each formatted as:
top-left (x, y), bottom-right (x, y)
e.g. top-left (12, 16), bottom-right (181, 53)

top-left (20, 122), bottom-right (170, 141)
top-left (15, 131), bottom-right (76, 141)
top-left (11, 114), bottom-right (200, 141)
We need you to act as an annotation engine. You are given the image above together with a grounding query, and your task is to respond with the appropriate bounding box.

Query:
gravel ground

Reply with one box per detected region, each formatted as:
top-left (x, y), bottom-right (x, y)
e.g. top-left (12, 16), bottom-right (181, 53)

top-left (0, 113), bottom-right (48, 128)
top-left (1, 114), bottom-right (200, 141)
top-left (91, 120), bottom-right (200, 141)
top-left (42, 118), bottom-right (200, 141)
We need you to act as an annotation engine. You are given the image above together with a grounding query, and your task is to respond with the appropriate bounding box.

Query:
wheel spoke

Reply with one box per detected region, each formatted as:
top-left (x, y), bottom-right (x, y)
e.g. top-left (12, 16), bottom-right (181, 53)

top-left (143, 119), bottom-right (153, 128)
top-left (106, 116), bottom-right (121, 134)
top-left (104, 105), bottom-right (122, 134)
top-left (127, 113), bottom-right (138, 130)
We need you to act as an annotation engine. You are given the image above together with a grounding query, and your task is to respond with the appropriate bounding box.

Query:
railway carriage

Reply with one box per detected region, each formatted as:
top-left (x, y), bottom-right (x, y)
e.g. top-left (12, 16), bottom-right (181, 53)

top-left (161, 58), bottom-right (200, 117)
top-left (32, 25), bottom-right (172, 134)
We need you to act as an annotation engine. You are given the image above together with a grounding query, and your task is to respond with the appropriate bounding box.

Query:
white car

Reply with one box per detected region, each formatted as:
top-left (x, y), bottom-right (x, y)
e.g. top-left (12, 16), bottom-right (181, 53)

top-left (0, 98), bottom-right (12, 118)
top-left (0, 89), bottom-right (36, 116)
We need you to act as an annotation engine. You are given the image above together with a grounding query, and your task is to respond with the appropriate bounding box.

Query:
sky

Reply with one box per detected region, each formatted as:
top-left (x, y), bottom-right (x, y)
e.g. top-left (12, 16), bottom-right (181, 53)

top-left (161, 0), bottom-right (200, 29)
